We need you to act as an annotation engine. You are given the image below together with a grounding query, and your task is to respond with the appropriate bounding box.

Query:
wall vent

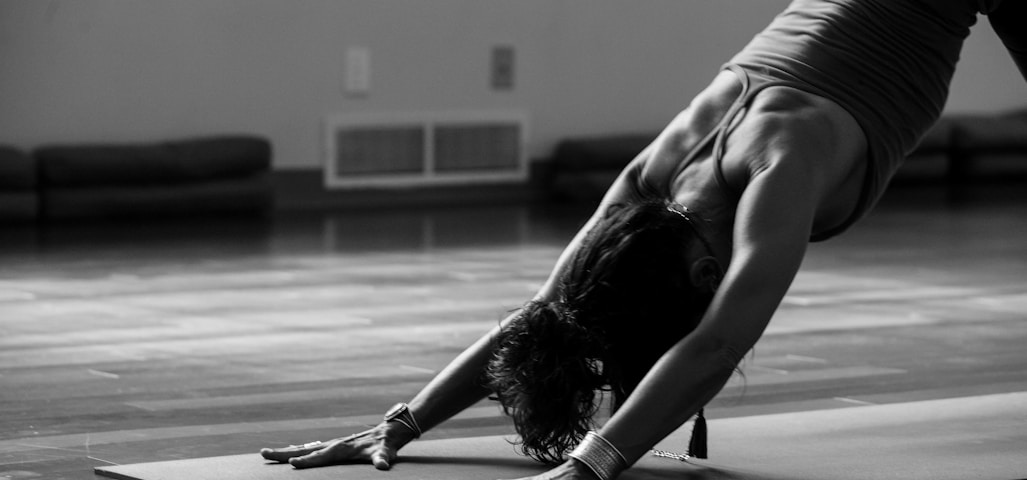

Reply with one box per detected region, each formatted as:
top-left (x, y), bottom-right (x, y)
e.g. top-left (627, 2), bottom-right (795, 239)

top-left (324, 110), bottom-right (528, 188)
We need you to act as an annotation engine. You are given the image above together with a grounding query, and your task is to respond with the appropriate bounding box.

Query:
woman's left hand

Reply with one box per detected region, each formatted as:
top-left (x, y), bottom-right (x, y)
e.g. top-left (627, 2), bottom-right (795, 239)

top-left (503, 460), bottom-right (597, 480)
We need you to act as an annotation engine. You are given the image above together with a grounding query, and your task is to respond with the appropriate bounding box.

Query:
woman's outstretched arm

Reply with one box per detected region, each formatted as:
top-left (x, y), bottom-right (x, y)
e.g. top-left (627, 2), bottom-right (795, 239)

top-left (260, 149), bottom-right (656, 470)
top-left (403, 147), bottom-right (656, 441)
top-left (597, 135), bottom-right (822, 465)
top-left (512, 107), bottom-right (839, 480)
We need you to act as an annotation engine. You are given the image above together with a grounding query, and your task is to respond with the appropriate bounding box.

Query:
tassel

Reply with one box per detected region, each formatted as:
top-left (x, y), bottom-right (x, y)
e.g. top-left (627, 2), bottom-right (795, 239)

top-left (687, 408), bottom-right (708, 459)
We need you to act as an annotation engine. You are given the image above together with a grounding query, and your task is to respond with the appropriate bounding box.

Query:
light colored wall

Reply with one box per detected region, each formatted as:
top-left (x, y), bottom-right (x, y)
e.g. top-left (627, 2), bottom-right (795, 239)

top-left (1, 1), bottom-right (1024, 169)
top-left (948, 17), bottom-right (1027, 113)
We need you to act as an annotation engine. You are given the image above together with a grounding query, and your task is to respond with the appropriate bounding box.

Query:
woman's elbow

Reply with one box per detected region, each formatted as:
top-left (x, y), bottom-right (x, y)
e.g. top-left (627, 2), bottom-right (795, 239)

top-left (688, 333), bottom-right (750, 377)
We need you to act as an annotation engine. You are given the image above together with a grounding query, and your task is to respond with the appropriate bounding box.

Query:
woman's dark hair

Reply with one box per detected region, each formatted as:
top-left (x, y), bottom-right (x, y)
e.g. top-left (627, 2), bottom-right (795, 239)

top-left (485, 200), bottom-right (718, 464)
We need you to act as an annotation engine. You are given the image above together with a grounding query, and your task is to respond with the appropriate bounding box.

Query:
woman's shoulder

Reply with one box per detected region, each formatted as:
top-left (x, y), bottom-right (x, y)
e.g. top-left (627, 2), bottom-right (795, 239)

top-left (637, 71), bottom-right (746, 196)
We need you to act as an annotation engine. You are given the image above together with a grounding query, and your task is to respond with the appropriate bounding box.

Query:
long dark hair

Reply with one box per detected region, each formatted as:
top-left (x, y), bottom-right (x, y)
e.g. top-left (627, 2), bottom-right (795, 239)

top-left (485, 200), bottom-right (717, 463)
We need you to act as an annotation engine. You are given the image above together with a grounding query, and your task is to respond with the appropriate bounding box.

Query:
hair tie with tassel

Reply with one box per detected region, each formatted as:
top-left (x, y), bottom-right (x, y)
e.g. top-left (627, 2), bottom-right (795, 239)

top-left (687, 408), bottom-right (707, 459)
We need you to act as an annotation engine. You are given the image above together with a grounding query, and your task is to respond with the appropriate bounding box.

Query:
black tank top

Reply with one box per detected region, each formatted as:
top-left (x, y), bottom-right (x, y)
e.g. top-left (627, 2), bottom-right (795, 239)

top-left (727, 0), bottom-right (992, 238)
top-left (660, 65), bottom-right (855, 241)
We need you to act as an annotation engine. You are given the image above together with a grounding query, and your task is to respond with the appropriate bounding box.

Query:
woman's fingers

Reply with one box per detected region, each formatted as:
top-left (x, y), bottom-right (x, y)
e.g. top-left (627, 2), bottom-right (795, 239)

top-left (288, 447), bottom-right (337, 469)
top-left (260, 441), bottom-right (326, 463)
top-left (260, 427), bottom-right (394, 470)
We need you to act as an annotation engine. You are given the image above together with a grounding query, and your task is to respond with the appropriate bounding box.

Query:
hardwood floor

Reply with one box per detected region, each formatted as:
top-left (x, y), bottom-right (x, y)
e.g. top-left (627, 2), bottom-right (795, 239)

top-left (2, 188), bottom-right (1026, 479)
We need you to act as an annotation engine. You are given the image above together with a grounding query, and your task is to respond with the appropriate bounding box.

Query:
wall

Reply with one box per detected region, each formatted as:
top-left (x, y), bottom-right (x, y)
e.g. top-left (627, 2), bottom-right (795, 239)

top-left (1, 1), bottom-right (1024, 169)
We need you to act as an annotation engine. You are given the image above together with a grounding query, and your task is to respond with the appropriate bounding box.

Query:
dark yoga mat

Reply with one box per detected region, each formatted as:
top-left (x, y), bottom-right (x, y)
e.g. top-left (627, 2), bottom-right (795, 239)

top-left (96, 392), bottom-right (1027, 480)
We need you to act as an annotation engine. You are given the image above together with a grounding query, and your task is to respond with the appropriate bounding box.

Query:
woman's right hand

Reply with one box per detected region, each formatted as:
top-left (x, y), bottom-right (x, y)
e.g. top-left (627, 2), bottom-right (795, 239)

top-left (260, 422), bottom-right (415, 470)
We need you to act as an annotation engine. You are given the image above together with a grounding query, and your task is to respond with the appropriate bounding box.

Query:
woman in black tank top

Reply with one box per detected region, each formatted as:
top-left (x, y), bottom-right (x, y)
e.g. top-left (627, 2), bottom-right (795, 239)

top-left (261, 2), bottom-right (1027, 479)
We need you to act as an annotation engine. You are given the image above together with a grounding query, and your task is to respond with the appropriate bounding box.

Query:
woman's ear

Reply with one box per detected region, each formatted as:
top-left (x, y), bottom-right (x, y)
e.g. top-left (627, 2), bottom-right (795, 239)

top-left (689, 256), bottom-right (722, 292)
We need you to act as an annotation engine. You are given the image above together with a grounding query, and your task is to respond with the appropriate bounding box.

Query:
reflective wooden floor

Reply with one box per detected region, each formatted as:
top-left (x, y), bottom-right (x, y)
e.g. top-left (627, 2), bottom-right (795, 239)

top-left (2, 185), bottom-right (1026, 479)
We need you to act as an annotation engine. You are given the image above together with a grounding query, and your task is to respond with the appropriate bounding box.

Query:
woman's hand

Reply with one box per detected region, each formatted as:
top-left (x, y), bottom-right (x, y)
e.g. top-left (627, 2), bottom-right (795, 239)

top-left (504, 459), bottom-right (598, 480)
top-left (260, 422), bottom-right (415, 470)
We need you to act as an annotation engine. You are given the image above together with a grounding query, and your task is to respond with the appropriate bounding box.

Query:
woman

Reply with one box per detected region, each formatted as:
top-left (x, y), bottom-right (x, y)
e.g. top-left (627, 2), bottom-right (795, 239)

top-left (262, 1), bottom-right (1026, 479)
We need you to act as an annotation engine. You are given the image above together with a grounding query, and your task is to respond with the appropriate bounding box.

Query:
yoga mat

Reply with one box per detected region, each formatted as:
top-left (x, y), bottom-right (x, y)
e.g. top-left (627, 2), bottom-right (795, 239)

top-left (95, 392), bottom-right (1027, 480)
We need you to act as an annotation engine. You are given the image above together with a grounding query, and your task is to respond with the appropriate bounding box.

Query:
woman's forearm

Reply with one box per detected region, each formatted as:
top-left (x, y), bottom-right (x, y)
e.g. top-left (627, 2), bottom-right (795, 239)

top-left (594, 142), bottom-right (819, 466)
top-left (405, 322), bottom-right (503, 436)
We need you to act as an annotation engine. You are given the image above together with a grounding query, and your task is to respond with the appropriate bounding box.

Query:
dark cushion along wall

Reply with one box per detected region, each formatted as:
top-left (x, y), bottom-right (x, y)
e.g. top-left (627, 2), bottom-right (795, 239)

top-left (547, 133), bottom-right (655, 200)
top-left (32, 136), bottom-right (274, 220)
top-left (0, 146), bottom-right (40, 220)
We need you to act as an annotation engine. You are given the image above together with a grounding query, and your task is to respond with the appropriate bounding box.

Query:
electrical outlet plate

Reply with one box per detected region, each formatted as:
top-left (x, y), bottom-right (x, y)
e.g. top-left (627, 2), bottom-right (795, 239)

top-left (491, 45), bottom-right (515, 90)
top-left (345, 46), bottom-right (371, 95)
